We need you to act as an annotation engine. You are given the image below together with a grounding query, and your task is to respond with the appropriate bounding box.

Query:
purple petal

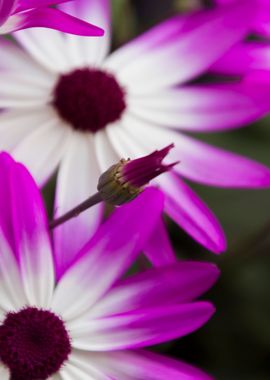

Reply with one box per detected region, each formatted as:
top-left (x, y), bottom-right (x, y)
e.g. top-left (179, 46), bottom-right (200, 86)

top-left (59, 0), bottom-right (110, 30)
top-left (89, 261), bottom-right (219, 318)
top-left (157, 173), bottom-right (226, 254)
top-left (105, 15), bottom-right (189, 71)
top-left (170, 133), bottom-right (270, 188)
top-left (14, 0), bottom-right (69, 13)
top-left (144, 217), bottom-right (177, 267)
top-left (0, 152), bottom-right (54, 308)
top-left (255, 1), bottom-right (270, 36)
top-left (58, 0), bottom-right (111, 65)
top-left (70, 302), bottom-right (214, 350)
top-left (77, 350), bottom-right (213, 380)
top-left (2, 7), bottom-right (104, 35)
top-left (52, 187), bottom-right (164, 321)
top-left (109, 118), bottom-right (226, 253)
top-left (215, 0), bottom-right (270, 37)
top-left (0, 0), bottom-right (15, 25)
top-left (211, 42), bottom-right (270, 76)
top-left (126, 118), bottom-right (270, 189)
top-left (129, 83), bottom-right (269, 131)
top-left (107, 1), bottom-right (254, 91)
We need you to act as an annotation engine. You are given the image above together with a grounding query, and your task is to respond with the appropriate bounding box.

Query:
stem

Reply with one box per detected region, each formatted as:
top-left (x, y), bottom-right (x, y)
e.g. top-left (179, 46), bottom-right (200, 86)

top-left (50, 192), bottom-right (103, 229)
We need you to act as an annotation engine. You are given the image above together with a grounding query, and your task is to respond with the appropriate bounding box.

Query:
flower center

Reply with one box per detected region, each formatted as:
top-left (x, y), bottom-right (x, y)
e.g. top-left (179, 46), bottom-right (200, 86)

top-left (53, 68), bottom-right (126, 133)
top-left (0, 307), bottom-right (71, 380)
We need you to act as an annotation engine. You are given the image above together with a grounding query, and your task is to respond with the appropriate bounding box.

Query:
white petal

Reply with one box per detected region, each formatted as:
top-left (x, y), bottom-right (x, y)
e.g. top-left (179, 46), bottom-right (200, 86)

top-left (0, 107), bottom-right (52, 151)
top-left (60, 0), bottom-right (111, 66)
top-left (106, 122), bottom-right (141, 159)
top-left (94, 128), bottom-right (120, 172)
top-left (127, 85), bottom-right (266, 131)
top-left (60, 351), bottom-right (109, 380)
top-left (106, 2), bottom-right (254, 93)
top-left (0, 72), bottom-right (52, 109)
top-left (53, 133), bottom-right (104, 279)
top-left (50, 374), bottom-right (62, 380)
top-left (80, 350), bottom-right (213, 380)
top-left (13, 111), bottom-right (70, 186)
top-left (0, 231), bottom-right (27, 312)
top-left (15, 28), bottom-right (74, 73)
top-left (0, 38), bottom-right (54, 79)
top-left (0, 153), bottom-right (56, 308)
top-left (52, 188), bottom-right (163, 321)
top-left (0, 364), bottom-right (9, 379)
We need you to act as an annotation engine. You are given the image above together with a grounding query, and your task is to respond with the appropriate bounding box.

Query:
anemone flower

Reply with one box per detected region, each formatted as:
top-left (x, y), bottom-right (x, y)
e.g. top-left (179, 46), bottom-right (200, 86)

top-left (0, 152), bottom-right (218, 380)
top-left (0, 0), bottom-right (269, 270)
top-left (214, 0), bottom-right (270, 37)
top-left (0, 0), bottom-right (103, 35)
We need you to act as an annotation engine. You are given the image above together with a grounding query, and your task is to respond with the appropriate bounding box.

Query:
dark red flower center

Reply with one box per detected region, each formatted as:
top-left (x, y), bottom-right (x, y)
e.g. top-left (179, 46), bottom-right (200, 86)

top-left (0, 307), bottom-right (71, 380)
top-left (53, 68), bottom-right (126, 133)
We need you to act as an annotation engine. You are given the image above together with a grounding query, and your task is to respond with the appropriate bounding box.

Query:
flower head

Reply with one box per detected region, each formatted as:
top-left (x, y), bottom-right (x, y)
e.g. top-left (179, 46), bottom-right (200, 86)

top-left (0, 0), bottom-right (269, 267)
top-left (0, 152), bottom-right (218, 379)
top-left (0, 0), bottom-right (104, 35)
top-left (98, 145), bottom-right (178, 205)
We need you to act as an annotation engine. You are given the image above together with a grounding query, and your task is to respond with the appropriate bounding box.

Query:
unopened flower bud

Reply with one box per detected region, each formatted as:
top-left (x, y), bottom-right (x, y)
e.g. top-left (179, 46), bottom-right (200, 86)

top-left (97, 144), bottom-right (178, 205)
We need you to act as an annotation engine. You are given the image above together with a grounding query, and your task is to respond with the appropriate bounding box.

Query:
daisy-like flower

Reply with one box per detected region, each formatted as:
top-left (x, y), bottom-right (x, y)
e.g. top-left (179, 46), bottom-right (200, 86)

top-left (0, 0), bottom-right (104, 35)
top-left (0, 0), bottom-right (270, 273)
top-left (0, 152), bottom-right (218, 379)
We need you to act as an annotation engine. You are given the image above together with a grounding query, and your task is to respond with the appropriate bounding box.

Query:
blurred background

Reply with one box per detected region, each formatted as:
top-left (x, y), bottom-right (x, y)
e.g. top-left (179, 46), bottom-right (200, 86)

top-left (104, 1), bottom-right (270, 379)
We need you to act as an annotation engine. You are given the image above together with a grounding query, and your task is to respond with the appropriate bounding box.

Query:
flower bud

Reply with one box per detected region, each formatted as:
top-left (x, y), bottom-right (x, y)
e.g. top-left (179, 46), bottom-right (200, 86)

top-left (97, 144), bottom-right (178, 205)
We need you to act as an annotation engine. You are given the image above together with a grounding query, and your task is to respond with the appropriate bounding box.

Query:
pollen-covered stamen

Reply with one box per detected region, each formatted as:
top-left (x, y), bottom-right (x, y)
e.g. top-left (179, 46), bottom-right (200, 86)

top-left (53, 68), bottom-right (126, 133)
top-left (98, 144), bottom-right (178, 205)
top-left (0, 307), bottom-right (71, 380)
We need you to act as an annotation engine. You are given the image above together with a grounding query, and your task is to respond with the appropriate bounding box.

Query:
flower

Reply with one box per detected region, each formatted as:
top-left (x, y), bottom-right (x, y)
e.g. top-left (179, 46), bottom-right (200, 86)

top-left (0, 0), bottom-right (104, 35)
top-left (0, 152), bottom-right (219, 379)
top-left (0, 0), bottom-right (269, 270)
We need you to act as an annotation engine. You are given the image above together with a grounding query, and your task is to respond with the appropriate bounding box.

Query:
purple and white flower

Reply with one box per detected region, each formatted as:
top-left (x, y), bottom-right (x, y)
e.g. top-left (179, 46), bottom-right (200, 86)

top-left (0, 152), bottom-right (218, 379)
top-left (0, 0), bottom-right (104, 35)
top-left (0, 0), bottom-right (269, 268)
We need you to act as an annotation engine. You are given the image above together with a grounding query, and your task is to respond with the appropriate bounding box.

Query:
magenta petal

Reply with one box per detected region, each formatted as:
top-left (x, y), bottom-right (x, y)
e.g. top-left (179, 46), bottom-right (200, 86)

top-left (0, 0), bottom-right (15, 25)
top-left (71, 302), bottom-right (215, 350)
top-left (0, 152), bottom-right (54, 307)
top-left (215, 0), bottom-right (270, 37)
top-left (88, 350), bottom-right (213, 380)
top-left (211, 42), bottom-right (270, 76)
top-left (144, 217), bottom-right (176, 267)
top-left (14, 0), bottom-right (69, 13)
top-left (171, 134), bottom-right (270, 188)
top-left (59, 0), bottom-right (110, 27)
top-left (157, 173), bottom-right (226, 254)
top-left (6, 7), bottom-right (104, 35)
top-left (129, 83), bottom-right (269, 131)
top-left (109, 0), bottom-right (254, 90)
top-left (52, 187), bottom-right (164, 320)
top-left (90, 261), bottom-right (220, 317)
